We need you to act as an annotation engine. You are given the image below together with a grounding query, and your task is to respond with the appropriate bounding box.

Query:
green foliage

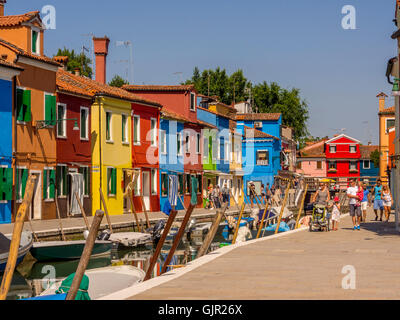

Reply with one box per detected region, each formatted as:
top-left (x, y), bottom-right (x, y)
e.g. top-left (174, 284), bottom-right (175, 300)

top-left (370, 150), bottom-right (380, 168)
top-left (56, 48), bottom-right (93, 78)
top-left (109, 75), bottom-right (129, 88)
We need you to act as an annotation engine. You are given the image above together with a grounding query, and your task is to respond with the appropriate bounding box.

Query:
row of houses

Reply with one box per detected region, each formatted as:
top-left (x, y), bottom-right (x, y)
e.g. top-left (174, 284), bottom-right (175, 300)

top-left (0, 7), bottom-right (294, 224)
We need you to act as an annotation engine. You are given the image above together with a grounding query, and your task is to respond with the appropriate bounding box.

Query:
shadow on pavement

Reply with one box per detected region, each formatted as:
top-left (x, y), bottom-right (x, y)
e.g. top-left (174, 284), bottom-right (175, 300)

top-left (361, 220), bottom-right (399, 237)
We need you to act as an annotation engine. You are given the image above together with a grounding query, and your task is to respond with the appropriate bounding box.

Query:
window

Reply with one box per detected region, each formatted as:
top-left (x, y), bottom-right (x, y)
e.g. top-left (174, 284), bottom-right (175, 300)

top-left (122, 114), bottom-right (128, 143)
top-left (317, 161), bottom-right (322, 170)
top-left (197, 175), bottom-right (202, 194)
top-left (203, 135), bottom-right (209, 159)
top-left (350, 161), bottom-right (358, 171)
top-left (178, 174), bottom-right (184, 195)
top-left (256, 150), bottom-right (269, 166)
top-left (218, 137), bottom-right (222, 160)
top-left (151, 118), bottom-right (157, 146)
top-left (160, 130), bottom-right (167, 154)
top-left (31, 29), bottom-right (39, 54)
top-left (0, 167), bottom-right (13, 201)
top-left (238, 178), bottom-right (242, 196)
top-left (57, 165), bottom-right (68, 197)
top-left (349, 145), bottom-right (357, 153)
top-left (212, 137), bottom-right (217, 161)
top-left (133, 115), bottom-right (140, 145)
top-left (80, 107), bottom-right (89, 140)
top-left (107, 167), bottom-right (117, 196)
top-left (177, 133), bottom-right (182, 155)
top-left (329, 145), bottom-right (336, 153)
top-left (363, 160), bottom-right (371, 170)
top-left (161, 173), bottom-right (168, 197)
top-left (16, 88), bottom-right (31, 123)
top-left (196, 133), bottom-right (201, 154)
top-left (254, 121), bottom-right (262, 129)
top-left (79, 166), bottom-right (90, 196)
top-left (190, 93), bottom-right (196, 111)
top-left (247, 181), bottom-right (262, 196)
top-left (133, 170), bottom-right (141, 196)
top-left (106, 112), bottom-right (112, 142)
top-left (185, 133), bottom-right (190, 153)
top-left (225, 138), bottom-right (230, 162)
top-left (16, 168), bottom-right (28, 201)
top-left (57, 103), bottom-right (66, 138)
top-left (151, 169), bottom-right (157, 195)
top-left (386, 118), bottom-right (395, 131)
top-left (43, 168), bottom-right (56, 201)
top-left (185, 174), bottom-right (191, 194)
top-left (329, 161), bottom-right (337, 171)
top-left (44, 93), bottom-right (56, 126)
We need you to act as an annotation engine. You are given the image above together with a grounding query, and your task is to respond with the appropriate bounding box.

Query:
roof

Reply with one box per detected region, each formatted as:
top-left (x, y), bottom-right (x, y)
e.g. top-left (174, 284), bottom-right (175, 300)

top-left (0, 38), bottom-right (61, 67)
top-left (244, 126), bottom-right (279, 140)
top-left (376, 92), bottom-right (388, 98)
top-left (56, 69), bottom-right (163, 107)
top-left (379, 106), bottom-right (395, 115)
top-left (326, 134), bottom-right (361, 145)
top-left (197, 106), bottom-right (235, 120)
top-left (122, 84), bottom-right (195, 92)
top-left (360, 145), bottom-right (379, 159)
top-left (0, 11), bottom-right (40, 27)
top-left (160, 109), bottom-right (217, 129)
top-left (209, 100), bottom-right (237, 111)
top-left (0, 58), bottom-right (23, 70)
top-left (298, 140), bottom-right (327, 159)
top-left (236, 113), bottom-right (281, 121)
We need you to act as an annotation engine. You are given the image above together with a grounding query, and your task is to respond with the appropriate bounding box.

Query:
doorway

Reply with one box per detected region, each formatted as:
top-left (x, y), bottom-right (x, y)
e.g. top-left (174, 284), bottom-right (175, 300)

top-left (30, 171), bottom-right (42, 221)
top-left (142, 171), bottom-right (150, 211)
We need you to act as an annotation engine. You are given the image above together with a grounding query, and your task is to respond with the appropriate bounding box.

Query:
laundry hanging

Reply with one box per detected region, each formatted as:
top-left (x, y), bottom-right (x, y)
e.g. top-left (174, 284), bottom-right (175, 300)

top-left (168, 175), bottom-right (178, 207)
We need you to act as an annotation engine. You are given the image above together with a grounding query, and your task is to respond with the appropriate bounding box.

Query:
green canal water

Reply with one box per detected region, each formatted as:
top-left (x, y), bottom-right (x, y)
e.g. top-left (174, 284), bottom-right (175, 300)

top-left (1, 224), bottom-right (276, 300)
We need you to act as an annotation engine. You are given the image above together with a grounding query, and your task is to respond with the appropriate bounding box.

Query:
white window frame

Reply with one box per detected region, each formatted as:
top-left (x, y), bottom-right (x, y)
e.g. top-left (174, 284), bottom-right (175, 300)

top-left (150, 118), bottom-right (157, 147)
top-left (57, 164), bottom-right (68, 198)
top-left (80, 106), bottom-right (89, 141)
top-left (44, 166), bottom-right (55, 202)
top-left (31, 27), bottom-right (40, 55)
top-left (190, 92), bottom-right (196, 111)
top-left (329, 145), bottom-right (337, 153)
top-left (256, 150), bottom-right (270, 166)
top-left (329, 161), bottom-right (337, 170)
top-left (196, 133), bottom-right (201, 154)
top-left (151, 169), bottom-right (157, 195)
top-left (349, 145), bottom-right (357, 154)
top-left (80, 165), bottom-right (90, 198)
top-left (363, 160), bottom-right (371, 170)
top-left (217, 137), bottom-right (222, 160)
top-left (121, 113), bottom-right (129, 144)
top-left (225, 137), bottom-right (230, 162)
top-left (177, 132), bottom-right (183, 156)
top-left (160, 130), bottom-right (167, 154)
top-left (350, 161), bottom-right (358, 171)
top-left (133, 115), bottom-right (141, 146)
top-left (56, 103), bottom-right (67, 139)
top-left (386, 118), bottom-right (396, 132)
top-left (134, 169), bottom-right (141, 196)
top-left (105, 111), bottom-right (113, 143)
top-left (185, 132), bottom-right (190, 154)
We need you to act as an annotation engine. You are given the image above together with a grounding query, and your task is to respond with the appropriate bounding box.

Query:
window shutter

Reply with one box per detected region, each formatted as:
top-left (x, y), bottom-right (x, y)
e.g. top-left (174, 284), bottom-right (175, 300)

top-left (81, 109), bottom-right (87, 139)
top-left (32, 31), bottom-right (38, 53)
top-left (107, 168), bottom-right (111, 195)
top-left (16, 89), bottom-right (24, 121)
top-left (111, 168), bottom-right (117, 195)
top-left (4, 168), bottom-right (12, 201)
top-left (16, 169), bottom-right (20, 200)
top-left (43, 169), bottom-right (48, 199)
top-left (49, 170), bottom-right (55, 199)
top-left (45, 95), bottom-right (56, 125)
top-left (21, 169), bottom-right (28, 199)
top-left (0, 168), bottom-right (4, 201)
top-left (23, 90), bottom-right (31, 122)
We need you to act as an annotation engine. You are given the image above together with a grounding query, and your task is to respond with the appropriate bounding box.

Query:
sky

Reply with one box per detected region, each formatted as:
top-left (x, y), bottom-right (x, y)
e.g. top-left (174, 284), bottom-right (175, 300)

top-left (4, 0), bottom-right (398, 145)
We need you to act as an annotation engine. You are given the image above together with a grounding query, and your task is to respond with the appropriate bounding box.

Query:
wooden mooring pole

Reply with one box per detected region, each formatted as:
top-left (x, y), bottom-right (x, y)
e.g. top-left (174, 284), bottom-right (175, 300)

top-left (295, 184), bottom-right (308, 229)
top-left (75, 192), bottom-right (90, 231)
top-left (274, 181), bottom-right (292, 235)
top-left (128, 193), bottom-right (141, 233)
top-left (256, 202), bottom-right (270, 239)
top-left (144, 209), bottom-right (178, 281)
top-left (161, 204), bottom-right (196, 275)
top-left (0, 175), bottom-right (36, 300)
top-left (55, 190), bottom-right (66, 241)
top-left (99, 188), bottom-right (113, 234)
top-left (66, 210), bottom-right (104, 300)
top-left (139, 194), bottom-right (151, 230)
top-left (232, 203), bottom-right (246, 245)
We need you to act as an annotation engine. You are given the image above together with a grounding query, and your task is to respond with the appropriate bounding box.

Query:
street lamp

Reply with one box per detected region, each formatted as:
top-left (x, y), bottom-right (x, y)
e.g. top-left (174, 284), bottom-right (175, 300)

top-left (35, 118), bottom-right (79, 131)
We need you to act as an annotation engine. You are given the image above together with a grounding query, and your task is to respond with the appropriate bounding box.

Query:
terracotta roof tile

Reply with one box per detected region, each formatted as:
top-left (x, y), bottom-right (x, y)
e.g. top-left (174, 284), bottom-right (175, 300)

top-left (56, 69), bottom-right (163, 107)
top-left (236, 113), bottom-right (281, 121)
top-left (197, 106), bottom-right (235, 120)
top-left (0, 58), bottom-right (23, 70)
top-left (360, 145), bottom-right (379, 159)
top-left (299, 140), bottom-right (327, 158)
top-left (244, 126), bottom-right (279, 140)
top-left (379, 106), bottom-right (395, 115)
top-left (123, 84), bottom-right (195, 92)
top-left (0, 11), bottom-right (40, 27)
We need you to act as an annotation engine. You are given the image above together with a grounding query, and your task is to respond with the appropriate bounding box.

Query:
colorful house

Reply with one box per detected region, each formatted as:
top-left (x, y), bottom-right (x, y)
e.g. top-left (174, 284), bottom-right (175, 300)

top-left (0, 10), bottom-right (61, 221)
top-left (377, 92), bottom-right (395, 181)
top-left (229, 120), bottom-right (244, 206)
top-left (360, 145), bottom-right (380, 184)
top-left (296, 139), bottom-right (328, 177)
top-left (55, 64), bottom-right (93, 218)
top-left (0, 59), bottom-right (22, 224)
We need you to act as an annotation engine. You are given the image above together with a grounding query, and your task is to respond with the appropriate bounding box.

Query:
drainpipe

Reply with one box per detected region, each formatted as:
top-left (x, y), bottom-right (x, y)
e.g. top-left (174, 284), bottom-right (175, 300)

top-left (96, 95), bottom-right (103, 211)
top-left (396, 11), bottom-right (400, 232)
top-left (13, 75), bottom-right (17, 221)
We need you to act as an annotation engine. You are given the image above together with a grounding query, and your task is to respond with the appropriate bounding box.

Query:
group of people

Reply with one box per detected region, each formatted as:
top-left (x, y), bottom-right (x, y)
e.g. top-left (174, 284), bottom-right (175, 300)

top-left (248, 181), bottom-right (284, 208)
top-left (312, 178), bottom-right (393, 232)
top-left (205, 183), bottom-right (231, 210)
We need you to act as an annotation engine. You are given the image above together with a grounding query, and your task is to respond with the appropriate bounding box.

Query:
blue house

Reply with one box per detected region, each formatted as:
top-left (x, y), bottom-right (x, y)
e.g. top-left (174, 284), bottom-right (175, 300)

top-left (236, 113), bottom-right (282, 201)
top-left (159, 111), bottom-right (186, 211)
top-left (0, 60), bottom-right (22, 224)
top-left (360, 145), bottom-right (380, 186)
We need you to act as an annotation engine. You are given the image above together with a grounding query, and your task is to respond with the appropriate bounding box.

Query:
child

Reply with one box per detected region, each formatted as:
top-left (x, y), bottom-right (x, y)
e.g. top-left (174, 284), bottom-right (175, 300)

top-left (331, 196), bottom-right (341, 231)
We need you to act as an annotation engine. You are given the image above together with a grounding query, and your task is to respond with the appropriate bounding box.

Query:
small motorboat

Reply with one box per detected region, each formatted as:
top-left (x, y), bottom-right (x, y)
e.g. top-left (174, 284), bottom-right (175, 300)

top-left (39, 265), bottom-right (145, 300)
top-left (0, 231), bottom-right (33, 272)
top-left (109, 232), bottom-right (153, 249)
top-left (30, 240), bottom-right (112, 262)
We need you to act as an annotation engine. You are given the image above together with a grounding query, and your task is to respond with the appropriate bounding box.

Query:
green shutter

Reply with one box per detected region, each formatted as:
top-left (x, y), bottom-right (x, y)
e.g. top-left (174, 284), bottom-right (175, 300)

top-left (43, 169), bottom-right (48, 199)
top-left (0, 168), bottom-right (4, 201)
top-left (122, 115), bottom-right (126, 142)
top-left (23, 90), bottom-right (31, 122)
top-left (111, 168), bottom-right (117, 195)
top-left (16, 169), bottom-right (20, 200)
top-left (45, 95), bottom-right (56, 126)
top-left (32, 31), bottom-right (38, 53)
top-left (49, 170), bottom-right (55, 199)
top-left (107, 168), bottom-right (111, 195)
top-left (4, 168), bottom-right (12, 201)
top-left (21, 169), bottom-right (28, 199)
top-left (16, 89), bottom-right (24, 121)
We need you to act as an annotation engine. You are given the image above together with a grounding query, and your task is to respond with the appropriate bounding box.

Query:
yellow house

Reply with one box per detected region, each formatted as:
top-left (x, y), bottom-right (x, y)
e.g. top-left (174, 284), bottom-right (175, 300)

top-left (378, 92), bottom-right (395, 181)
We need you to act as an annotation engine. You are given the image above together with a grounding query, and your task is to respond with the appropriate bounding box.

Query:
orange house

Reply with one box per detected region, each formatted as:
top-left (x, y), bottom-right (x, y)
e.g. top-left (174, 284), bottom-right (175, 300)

top-left (0, 10), bottom-right (60, 221)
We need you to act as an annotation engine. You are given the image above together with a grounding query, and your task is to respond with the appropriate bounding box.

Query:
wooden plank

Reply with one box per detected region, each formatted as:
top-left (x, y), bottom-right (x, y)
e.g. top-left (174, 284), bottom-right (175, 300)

top-left (144, 209), bottom-right (178, 281)
top-left (66, 210), bottom-right (104, 300)
top-left (161, 204), bottom-right (196, 275)
top-left (128, 192), bottom-right (141, 233)
top-left (0, 175), bottom-right (36, 300)
top-left (197, 203), bottom-right (229, 258)
top-left (99, 188), bottom-right (113, 234)
top-left (249, 187), bottom-right (262, 210)
top-left (139, 194), bottom-right (151, 230)
top-left (295, 184), bottom-right (308, 229)
top-left (256, 201), bottom-right (270, 239)
top-left (75, 192), bottom-right (90, 231)
top-left (54, 191), bottom-right (66, 241)
top-left (275, 182), bottom-right (292, 235)
top-left (232, 203), bottom-right (246, 245)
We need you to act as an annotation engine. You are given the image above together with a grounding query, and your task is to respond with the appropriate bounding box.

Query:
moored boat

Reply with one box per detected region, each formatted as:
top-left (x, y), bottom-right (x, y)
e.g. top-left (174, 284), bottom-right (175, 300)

top-left (0, 231), bottom-right (33, 272)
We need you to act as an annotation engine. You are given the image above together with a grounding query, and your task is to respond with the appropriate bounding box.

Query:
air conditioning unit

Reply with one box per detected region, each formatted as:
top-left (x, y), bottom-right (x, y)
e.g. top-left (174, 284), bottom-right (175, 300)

top-left (254, 121), bottom-right (262, 129)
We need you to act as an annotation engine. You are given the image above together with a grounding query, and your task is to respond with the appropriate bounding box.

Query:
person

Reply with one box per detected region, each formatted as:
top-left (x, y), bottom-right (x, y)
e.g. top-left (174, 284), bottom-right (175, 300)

top-left (266, 183), bottom-right (272, 205)
top-left (382, 185), bottom-right (393, 223)
top-left (312, 182), bottom-right (330, 207)
top-left (206, 184), bottom-right (214, 210)
top-left (347, 179), bottom-right (361, 231)
top-left (222, 183), bottom-right (230, 207)
top-left (361, 182), bottom-right (370, 223)
top-left (331, 196), bottom-right (341, 231)
top-left (249, 181), bottom-right (256, 208)
top-left (213, 185), bottom-right (221, 209)
top-left (372, 179), bottom-right (384, 221)
top-left (261, 184), bottom-right (266, 205)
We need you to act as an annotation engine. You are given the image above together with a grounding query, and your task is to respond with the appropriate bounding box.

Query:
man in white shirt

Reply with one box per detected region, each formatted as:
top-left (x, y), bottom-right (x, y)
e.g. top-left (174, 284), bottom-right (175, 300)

top-left (347, 179), bottom-right (361, 230)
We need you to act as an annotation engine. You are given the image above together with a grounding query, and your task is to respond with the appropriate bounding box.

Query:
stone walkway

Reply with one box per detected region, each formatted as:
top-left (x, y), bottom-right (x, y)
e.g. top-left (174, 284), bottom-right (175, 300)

top-left (129, 208), bottom-right (400, 300)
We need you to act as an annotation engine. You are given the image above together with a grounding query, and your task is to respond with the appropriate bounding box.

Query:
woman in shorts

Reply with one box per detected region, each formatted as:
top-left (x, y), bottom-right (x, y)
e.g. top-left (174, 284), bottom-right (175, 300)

top-left (382, 185), bottom-right (392, 223)
top-left (361, 183), bottom-right (370, 223)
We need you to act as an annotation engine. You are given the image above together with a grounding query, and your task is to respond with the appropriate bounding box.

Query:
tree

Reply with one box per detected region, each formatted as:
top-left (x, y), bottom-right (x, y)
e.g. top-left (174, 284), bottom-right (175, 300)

top-left (109, 75), bottom-right (129, 88)
top-left (55, 48), bottom-right (93, 78)
top-left (370, 150), bottom-right (380, 168)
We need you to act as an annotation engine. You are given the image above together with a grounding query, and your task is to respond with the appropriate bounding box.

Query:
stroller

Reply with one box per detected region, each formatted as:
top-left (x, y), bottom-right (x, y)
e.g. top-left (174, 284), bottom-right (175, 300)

top-left (309, 204), bottom-right (330, 232)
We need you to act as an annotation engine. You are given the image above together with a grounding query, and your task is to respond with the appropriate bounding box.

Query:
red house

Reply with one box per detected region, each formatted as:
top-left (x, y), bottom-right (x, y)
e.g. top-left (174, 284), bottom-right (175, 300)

top-left (130, 101), bottom-right (162, 213)
top-left (325, 134), bottom-right (361, 179)
top-left (123, 85), bottom-right (204, 208)
top-left (56, 67), bottom-right (92, 218)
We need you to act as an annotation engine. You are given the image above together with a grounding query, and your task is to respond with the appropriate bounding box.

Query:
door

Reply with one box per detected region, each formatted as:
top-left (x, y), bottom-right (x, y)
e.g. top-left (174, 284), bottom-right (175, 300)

top-left (142, 171), bottom-right (150, 211)
top-left (30, 171), bottom-right (42, 220)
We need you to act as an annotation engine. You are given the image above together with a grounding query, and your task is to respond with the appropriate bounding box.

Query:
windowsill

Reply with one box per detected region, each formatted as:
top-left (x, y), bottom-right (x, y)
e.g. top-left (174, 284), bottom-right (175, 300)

top-left (57, 135), bottom-right (67, 140)
top-left (0, 201), bottom-right (8, 204)
top-left (122, 142), bottom-right (130, 146)
top-left (108, 194), bottom-right (116, 198)
top-left (328, 170), bottom-right (337, 173)
top-left (17, 121), bottom-right (27, 125)
top-left (349, 170), bottom-right (359, 173)
top-left (161, 152), bottom-right (167, 155)
top-left (134, 143), bottom-right (141, 146)
top-left (190, 109), bottom-right (196, 112)
top-left (80, 138), bottom-right (89, 142)
top-left (44, 199), bottom-right (55, 203)
top-left (106, 140), bottom-right (114, 144)
top-left (58, 196), bottom-right (67, 199)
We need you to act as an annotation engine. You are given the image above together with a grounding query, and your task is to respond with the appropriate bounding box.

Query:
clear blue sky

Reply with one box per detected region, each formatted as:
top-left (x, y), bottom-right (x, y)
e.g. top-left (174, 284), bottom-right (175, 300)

top-left (5, 0), bottom-right (398, 144)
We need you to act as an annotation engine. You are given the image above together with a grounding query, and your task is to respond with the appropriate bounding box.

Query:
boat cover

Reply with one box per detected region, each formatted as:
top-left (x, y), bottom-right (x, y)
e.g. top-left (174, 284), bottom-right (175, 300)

top-left (55, 273), bottom-right (91, 300)
top-left (0, 233), bottom-right (11, 255)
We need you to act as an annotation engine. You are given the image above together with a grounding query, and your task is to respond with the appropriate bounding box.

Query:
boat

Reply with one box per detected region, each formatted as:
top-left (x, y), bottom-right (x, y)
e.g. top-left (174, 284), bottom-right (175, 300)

top-left (39, 265), bottom-right (145, 300)
top-left (0, 231), bottom-right (33, 272)
top-left (30, 240), bottom-right (112, 262)
top-left (109, 232), bottom-right (153, 249)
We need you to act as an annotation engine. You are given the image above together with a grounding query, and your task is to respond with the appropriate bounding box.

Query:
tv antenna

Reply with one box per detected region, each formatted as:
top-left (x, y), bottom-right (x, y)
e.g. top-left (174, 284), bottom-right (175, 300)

top-left (116, 41), bottom-right (134, 84)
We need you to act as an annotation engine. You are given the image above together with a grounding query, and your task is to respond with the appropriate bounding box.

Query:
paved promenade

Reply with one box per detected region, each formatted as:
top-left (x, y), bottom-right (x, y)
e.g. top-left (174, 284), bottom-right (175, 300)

top-left (128, 209), bottom-right (400, 300)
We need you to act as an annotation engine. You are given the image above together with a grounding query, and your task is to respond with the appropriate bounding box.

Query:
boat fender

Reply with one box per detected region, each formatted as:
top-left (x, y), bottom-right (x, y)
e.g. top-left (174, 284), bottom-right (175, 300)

top-left (97, 230), bottom-right (111, 241)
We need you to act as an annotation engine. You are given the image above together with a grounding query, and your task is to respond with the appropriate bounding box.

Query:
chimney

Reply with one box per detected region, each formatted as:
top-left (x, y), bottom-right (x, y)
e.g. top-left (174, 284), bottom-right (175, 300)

top-left (0, 0), bottom-right (6, 17)
top-left (93, 36), bottom-right (110, 84)
top-left (377, 92), bottom-right (388, 112)
top-left (53, 56), bottom-right (69, 70)
top-left (74, 67), bottom-right (81, 76)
